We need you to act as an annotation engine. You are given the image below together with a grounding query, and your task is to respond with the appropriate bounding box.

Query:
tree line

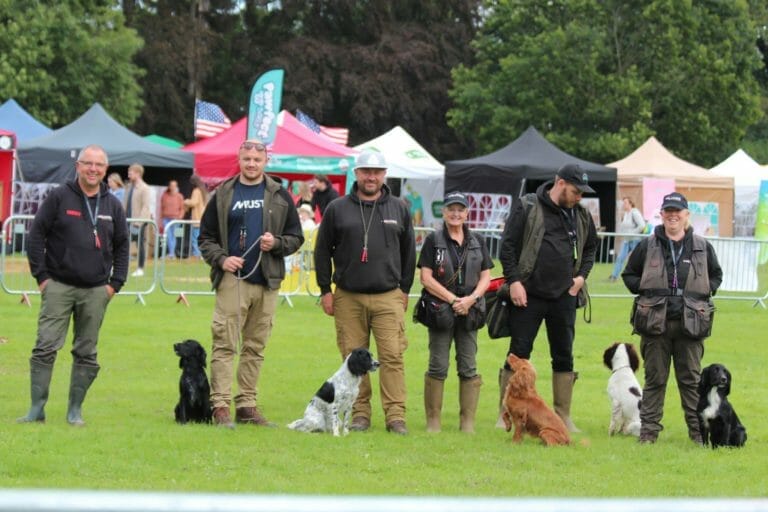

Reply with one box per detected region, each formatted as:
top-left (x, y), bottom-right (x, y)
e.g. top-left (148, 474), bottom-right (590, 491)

top-left (1, 0), bottom-right (767, 166)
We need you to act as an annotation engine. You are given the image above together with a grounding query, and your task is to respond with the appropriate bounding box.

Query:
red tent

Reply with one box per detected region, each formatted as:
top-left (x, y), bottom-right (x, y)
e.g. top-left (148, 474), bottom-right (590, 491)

top-left (184, 110), bottom-right (357, 190)
top-left (0, 129), bottom-right (17, 223)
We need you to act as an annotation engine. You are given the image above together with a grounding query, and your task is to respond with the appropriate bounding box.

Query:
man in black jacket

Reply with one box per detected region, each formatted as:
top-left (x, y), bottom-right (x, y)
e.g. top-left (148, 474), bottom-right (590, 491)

top-left (310, 174), bottom-right (339, 220)
top-left (19, 144), bottom-right (129, 426)
top-left (496, 164), bottom-right (598, 432)
top-left (314, 150), bottom-right (416, 435)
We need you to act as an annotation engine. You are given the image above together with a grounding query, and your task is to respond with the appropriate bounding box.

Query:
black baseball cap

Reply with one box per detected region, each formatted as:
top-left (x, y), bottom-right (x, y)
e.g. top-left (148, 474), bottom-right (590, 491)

top-left (556, 164), bottom-right (595, 194)
top-left (443, 191), bottom-right (468, 208)
top-left (661, 192), bottom-right (688, 210)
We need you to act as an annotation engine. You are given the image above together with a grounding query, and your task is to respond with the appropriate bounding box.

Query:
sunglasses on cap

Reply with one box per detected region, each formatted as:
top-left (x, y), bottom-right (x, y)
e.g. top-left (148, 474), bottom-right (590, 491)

top-left (240, 141), bottom-right (267, 151)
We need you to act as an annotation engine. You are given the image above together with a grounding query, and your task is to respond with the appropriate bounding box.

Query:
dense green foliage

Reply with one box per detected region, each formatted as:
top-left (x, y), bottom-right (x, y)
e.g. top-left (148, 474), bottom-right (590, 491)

top-left (449, 0), bottom-right (764, 166)
top-left (1, 1), bottom-right (768, 164)
top-left (0, 0), bottom-right (144, 126)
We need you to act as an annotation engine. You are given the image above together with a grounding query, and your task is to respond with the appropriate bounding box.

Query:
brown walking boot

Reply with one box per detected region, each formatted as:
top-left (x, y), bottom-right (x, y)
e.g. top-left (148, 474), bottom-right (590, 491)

top-left (349, 416), bottom-right (370, 432)
top-left (386, 420), bottom-right (408, 435)
top-left (236, 406), bottom-right (276, 427)
top-left (212, 407), bottom-right (234, 429)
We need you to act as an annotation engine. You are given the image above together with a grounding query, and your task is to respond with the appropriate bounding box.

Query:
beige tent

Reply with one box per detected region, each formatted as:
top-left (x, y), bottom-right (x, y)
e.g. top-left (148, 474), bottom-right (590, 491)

top-left (609, 136), bottom-right (734, 236)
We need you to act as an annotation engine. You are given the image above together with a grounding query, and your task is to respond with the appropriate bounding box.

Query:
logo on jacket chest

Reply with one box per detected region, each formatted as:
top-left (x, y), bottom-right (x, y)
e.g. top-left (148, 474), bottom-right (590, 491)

top-left (232, 199), bottom-right (264, 211)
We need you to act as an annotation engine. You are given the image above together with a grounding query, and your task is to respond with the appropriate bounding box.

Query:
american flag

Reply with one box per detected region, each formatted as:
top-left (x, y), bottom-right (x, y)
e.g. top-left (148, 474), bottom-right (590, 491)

top-left (194, 99), bottom-right (232, 138)
top-left (296, 109), bottom-right (350, 145)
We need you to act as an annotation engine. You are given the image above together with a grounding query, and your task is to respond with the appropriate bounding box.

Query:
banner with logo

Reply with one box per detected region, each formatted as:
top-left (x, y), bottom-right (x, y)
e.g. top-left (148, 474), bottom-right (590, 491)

top-left (247, 69), bottom-right (284, 143)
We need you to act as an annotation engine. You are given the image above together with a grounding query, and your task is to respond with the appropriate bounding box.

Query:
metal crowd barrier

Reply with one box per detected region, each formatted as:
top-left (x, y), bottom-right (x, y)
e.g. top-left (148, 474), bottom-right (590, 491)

top-left (122, 218), bottom-right (159, 305)
top-left (4, 215), bottom-right (768, 308)
top-left (1, 215), bottom-right (37, 305)
top-left (156, 220), bottom-right (312, 307)
top-left (157, 219), bottom-right (212, 306)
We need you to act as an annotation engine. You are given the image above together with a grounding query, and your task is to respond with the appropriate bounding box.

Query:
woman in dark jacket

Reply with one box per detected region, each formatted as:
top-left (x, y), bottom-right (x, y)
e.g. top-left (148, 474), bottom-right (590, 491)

top-left (417, 192), bottom-right (493, 434)
top-left (622, 192), bottom-right (722, 445)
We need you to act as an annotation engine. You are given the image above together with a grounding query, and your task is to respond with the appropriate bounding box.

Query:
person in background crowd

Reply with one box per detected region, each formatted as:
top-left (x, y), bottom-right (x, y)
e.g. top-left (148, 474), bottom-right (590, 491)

top-left (496, 163), bottom-right (598, 433)
top-left (124, 163), bottom-right (152, 277)
top-left (297, 204), bottom-right (317, 231)
top-left (185, 174), bottom-right (208, 258)
top-left (609, 197), bottom-right (646, 282)
top-left (198, 139), bottom-right (303, 428)
top-left (160, 179), bottom-right (185, 259)
top-left (314, 150), bottom-right (416, 435)
top-left (418, 191), bottom-right (493, 434)
top-left (310, 175), bottom-right (339, 220)
top-left (19, 144), bottom-right (128, 427)
top-left (622, 192), bottom-right (722, 445)
top-left (295, 181), bottom-right (313, 209)
top-left (107, 173), bottom-right (125, 204)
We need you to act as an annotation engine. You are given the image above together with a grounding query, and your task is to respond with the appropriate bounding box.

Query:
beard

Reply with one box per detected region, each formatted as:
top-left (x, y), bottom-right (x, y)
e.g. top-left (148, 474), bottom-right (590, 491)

top-left (358, 182), bottom-right (382, 199)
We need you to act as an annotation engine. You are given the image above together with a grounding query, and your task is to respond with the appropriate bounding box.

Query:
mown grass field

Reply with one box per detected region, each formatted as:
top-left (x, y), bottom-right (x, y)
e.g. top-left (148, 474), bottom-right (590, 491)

top-left (1, 261), bottom-right (767, 497)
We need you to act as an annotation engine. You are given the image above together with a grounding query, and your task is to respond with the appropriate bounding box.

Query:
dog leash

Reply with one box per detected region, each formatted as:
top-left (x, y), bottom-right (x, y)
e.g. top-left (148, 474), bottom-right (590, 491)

top-left (233, 235), bottom-right (263, 352)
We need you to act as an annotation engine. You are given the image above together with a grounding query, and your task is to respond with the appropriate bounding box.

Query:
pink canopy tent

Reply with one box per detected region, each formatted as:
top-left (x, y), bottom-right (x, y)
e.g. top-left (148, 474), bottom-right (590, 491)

top-left (184, 110), bottom-right (357, 190)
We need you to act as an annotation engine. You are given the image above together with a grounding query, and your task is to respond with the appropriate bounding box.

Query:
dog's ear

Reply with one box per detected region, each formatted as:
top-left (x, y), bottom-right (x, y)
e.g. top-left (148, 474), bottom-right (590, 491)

top-left (698, 365), bottom-right (711, 394)
top-left (724, 367), bottom-right (732, 396)
top-left (603, 343), bottom-right (617, 370)
top-left (517, 364), bottom-right (536, 391)
top-left (195, 343), bottom-right (207, 368)
top-left (627, 344), bottom-right (640, 372)
top-left (346, 349), bottom-right (371, 377)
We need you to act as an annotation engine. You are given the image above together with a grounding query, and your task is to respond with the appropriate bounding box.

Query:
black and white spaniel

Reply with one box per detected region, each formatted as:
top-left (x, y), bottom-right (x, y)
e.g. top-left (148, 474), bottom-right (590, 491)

top-left (173, 339), bottom-right (212, 424)
top-left (603, 342), bottom-right (642, 437)
top-left (697, 363), bottom-right (747, 448)
top-left (287, 348), bottom-right (380, 436)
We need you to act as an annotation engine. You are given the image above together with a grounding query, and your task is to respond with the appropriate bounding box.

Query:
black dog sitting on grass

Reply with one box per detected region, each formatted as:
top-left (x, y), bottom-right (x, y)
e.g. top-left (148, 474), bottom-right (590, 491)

top-left (173, 339), bottom-right (212, 424)
top-left (697, 363), bottom-right (747, 448)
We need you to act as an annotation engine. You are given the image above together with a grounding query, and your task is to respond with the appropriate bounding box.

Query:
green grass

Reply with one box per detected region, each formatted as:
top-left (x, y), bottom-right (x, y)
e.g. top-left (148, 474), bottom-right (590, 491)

top-left (1, 263), bottom-right (767, 496)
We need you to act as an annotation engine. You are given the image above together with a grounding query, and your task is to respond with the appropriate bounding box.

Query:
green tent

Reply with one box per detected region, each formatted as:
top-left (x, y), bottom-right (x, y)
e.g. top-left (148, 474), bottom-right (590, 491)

top-left (144, 134), bottom-right (184, 148)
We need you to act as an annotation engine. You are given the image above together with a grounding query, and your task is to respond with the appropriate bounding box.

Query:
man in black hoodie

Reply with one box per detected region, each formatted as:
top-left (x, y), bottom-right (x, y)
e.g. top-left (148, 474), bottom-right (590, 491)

top-left (19, 144), bottom-right (129, 426)
top-left (314, 150), bottom-right (416, 435)
top-left (496, 164), bottom-right (598, 433)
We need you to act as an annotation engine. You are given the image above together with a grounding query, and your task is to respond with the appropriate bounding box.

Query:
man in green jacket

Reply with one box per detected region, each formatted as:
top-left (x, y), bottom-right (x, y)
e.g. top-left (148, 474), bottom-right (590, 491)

top-left (198, 140), bottom-right (304, 427)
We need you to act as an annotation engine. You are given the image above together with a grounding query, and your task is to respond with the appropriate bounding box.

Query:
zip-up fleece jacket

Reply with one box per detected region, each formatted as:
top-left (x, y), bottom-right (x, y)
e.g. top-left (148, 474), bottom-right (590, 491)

top-left (28, 180), bottom-right (129, 292)
top-left (315, 183), bottom-right (416, 295)
top-left (198, 174), bottom-right (304, 290)
top-left (499, 181), bottom-right (597, 300)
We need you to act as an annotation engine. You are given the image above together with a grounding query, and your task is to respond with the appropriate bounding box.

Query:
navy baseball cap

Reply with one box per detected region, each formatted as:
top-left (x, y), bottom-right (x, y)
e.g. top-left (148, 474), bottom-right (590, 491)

top-left (443, 191), bottom-right (468, 208)
top-left (661, 192), bottom-right (688, 210)
top-left (556, 164), bottom-right (595, 194)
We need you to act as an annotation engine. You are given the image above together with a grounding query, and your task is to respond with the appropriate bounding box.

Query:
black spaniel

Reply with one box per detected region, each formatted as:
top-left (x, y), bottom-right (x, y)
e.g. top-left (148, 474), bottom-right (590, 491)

top-left (697, 363), bottom-right (747, 448)
top-left (173, 339), bottom-right (212, 424)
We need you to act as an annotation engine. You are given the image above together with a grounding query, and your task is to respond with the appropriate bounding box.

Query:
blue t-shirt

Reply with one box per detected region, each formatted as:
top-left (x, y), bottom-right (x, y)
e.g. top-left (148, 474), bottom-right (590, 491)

top-left (228, 180), bottom-right (266, 285)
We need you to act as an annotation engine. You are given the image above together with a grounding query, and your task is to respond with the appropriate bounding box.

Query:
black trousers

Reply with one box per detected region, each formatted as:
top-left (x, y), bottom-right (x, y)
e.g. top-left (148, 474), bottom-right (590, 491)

top-left (504, 292), bottom-right (577, 372)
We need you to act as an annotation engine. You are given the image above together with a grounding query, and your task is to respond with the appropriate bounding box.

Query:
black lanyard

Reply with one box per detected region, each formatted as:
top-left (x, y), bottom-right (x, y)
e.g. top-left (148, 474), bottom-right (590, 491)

top-left (83, 192), bottom-right (101, 249)
top-left (561, 208), bottom-right (578, 261)
top-left (668, 239), bottom-right (684, 289)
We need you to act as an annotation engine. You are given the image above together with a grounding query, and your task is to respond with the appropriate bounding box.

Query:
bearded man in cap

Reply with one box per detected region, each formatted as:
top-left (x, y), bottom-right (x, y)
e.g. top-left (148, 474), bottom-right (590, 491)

top-left (314, 150), bottom-right (416, 435)
top-left (496, 163), bottom-right (598, 432)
